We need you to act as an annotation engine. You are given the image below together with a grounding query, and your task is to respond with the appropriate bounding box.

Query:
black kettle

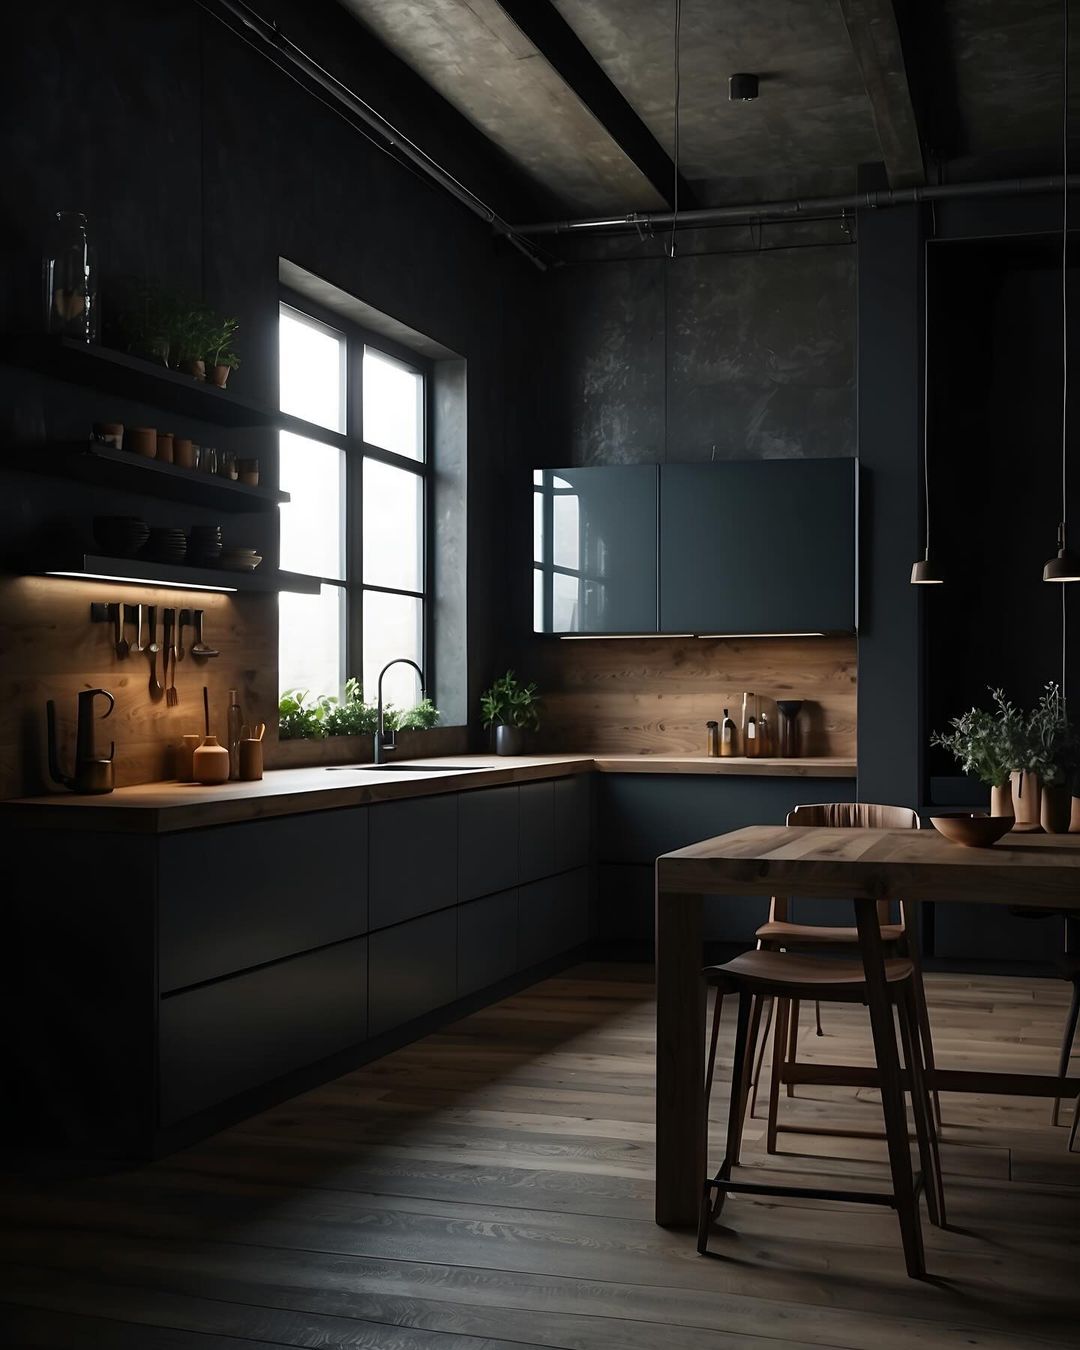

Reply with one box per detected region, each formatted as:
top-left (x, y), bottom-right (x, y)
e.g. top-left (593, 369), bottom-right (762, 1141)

top-left (46, 688), bottom-right (116, 794)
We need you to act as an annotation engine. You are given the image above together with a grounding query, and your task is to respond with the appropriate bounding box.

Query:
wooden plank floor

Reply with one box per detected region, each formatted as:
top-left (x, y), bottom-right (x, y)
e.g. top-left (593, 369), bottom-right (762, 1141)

top-left (3, 964), bottom-right (1080, 1349)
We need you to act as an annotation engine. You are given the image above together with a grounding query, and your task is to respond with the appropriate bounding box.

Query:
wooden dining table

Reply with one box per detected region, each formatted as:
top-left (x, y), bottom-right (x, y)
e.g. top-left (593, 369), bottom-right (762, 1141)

top-left (655, 824), bottom-right (1080, 1251)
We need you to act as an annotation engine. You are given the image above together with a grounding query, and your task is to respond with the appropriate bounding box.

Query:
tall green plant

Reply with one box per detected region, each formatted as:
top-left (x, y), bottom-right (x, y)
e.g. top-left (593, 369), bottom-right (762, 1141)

top-left (931, 687), bottom-right (1024, 787)
top-left (1022, 682), bottom-right (1075, 787)
top-left (480, 670), bottom-right (541, 731)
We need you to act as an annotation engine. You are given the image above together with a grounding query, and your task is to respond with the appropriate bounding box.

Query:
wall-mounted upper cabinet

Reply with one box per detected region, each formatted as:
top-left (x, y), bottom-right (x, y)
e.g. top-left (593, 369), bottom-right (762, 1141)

top-left (533, 466), bottom-right (657, 634)
top-left (533, 459), bottom-right (857, 636)
top-left (659, 460), bottom-right (857, 635)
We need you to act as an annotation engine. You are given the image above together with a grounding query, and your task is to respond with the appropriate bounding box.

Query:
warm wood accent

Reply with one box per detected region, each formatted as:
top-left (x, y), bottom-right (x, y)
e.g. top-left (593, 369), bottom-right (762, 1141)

top-left (1, 754), bottom-right (856, 831)
top-left (3, 964), bottom-right (1080, 1345)
top-left (0, 575), bottom-right (276, 799)
top-left (591, 754), bottom-right (857, 777)
top-left (657, 825), bottom-right (1080, 1230)
top-left (530, 634), bottom-right (857, 758)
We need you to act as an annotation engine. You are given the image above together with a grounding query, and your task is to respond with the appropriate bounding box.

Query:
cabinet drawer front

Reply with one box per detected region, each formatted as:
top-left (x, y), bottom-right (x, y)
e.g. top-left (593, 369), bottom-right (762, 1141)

top-left (459, 786), bottom-right (519, 901)
top-left (159, 809), bottom-right (368, 992)
top-left (159, 937), bottom-right (368, 1126)
top-left (458, 890), bottom-right (518, 997)
top-left (554, 774), bottom-right (591, 872)
top-left (518, 868), bottom-right (590, 969)
top-left (369, 908), bottom-right (457, 1036)
top-left (519, 780), bottom-right (556, 883)
top-left (369, 795), bottom-right (458, 929)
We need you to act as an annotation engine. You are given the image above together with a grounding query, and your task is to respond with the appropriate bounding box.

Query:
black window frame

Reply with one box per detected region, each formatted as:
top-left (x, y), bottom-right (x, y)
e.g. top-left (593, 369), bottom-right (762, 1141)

top-left (277, 289), bottom-right (434, 702)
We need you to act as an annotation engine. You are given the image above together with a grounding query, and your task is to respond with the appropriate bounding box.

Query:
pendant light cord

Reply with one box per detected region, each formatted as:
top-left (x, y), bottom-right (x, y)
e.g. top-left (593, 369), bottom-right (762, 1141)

top-left (923, 230), bottom-right (931, 561)
top-left (1063, 0), bottom-right (1070, 537)
top-left (668, 0), bottom-right (682, 260)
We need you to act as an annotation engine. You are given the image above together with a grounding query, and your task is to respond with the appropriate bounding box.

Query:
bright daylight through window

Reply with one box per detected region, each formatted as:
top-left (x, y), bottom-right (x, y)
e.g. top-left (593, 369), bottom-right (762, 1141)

top-left (278, 303), bottom-right (428, 719)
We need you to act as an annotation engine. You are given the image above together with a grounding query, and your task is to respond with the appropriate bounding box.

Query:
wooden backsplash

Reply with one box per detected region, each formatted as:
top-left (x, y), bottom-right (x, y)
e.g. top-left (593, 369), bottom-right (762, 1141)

top-left (528, 635), bottom-right (857, 758)
top-left (0, 576), bottom-right (276, 798)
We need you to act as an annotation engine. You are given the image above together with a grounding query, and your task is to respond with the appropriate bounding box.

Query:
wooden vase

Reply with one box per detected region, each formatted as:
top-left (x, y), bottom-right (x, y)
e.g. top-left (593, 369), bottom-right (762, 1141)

top-left (1010, 770), bottom-right (1042, 831)
top-left (1040, 783), bottom-right (1071, 834)
top-left (990, 782), bottom-right (1014, 819)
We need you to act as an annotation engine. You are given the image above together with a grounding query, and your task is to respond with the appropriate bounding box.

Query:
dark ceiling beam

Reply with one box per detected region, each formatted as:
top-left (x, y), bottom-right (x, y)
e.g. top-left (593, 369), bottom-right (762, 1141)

top-left (836, 0), bottom-right (925, 187)
top-left (492, 0), bottom-right (698, 210)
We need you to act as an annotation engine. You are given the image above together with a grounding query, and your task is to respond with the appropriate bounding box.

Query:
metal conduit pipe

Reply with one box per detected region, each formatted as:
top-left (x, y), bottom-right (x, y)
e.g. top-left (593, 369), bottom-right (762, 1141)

top-left (196, 0), bottom-right (548, 270)
top-left (514, 174), bottom-right (1080, 236)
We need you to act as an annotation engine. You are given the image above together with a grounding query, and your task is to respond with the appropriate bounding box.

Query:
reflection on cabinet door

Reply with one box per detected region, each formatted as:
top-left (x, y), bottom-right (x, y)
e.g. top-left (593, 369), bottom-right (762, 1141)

top-left (369, 908), bottom-right (457, 1036)
top-left (159, 937), bottom-right (368, 1126)
top-left (533, 466), bottom-right (658, 634)
top-left (159, 809), bottom-right (369, 991)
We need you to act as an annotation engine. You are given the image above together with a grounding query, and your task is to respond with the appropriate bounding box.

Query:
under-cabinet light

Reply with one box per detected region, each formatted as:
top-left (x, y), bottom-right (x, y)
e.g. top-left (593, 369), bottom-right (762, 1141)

top-left (696, 631), bottom-right (827, 639)
top-left (558, 633), bottom-right (694, 640)
top-left (46, 571), bottom-right (238, 593)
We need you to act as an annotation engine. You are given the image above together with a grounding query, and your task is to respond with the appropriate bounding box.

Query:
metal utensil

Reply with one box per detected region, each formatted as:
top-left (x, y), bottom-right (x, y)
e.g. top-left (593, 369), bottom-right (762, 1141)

top-left (132, 603), bottom-right (145, 653)
top-left (177, 608), bottom-right (189, 660)
top-left (164, 609), bottom-right (179, 707)
top-left (190, 609), bottom-right (219, 659)
top-left (148, 606), bottom-right (163, 698)
top-left (114, 603), bottom-right (129, 659)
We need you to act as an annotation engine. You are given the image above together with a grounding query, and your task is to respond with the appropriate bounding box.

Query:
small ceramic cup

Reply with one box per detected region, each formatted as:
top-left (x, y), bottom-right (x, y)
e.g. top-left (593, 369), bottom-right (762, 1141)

top-left (129, 426), bottom-right (157, 457)
top-left (239, 738), bottom-right (264, 781)
top-left (156, 431), bottom-right (174, 463)
top-left (174, 437), bottom-right (195, 469)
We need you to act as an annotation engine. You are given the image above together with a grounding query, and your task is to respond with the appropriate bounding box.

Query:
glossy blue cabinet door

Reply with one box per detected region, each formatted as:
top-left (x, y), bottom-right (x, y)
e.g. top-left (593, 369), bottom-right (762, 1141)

top-left (532, 466), bottom-right (658, 634)
top-left (658, 459), bottom-right (857, 634)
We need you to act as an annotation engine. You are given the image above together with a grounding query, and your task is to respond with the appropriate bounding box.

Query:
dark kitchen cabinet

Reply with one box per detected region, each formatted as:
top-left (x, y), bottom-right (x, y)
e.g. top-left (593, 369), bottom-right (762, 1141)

top-left (533, 466), bottom-right (658, 634)
top-left (369, 908), bottom-right (458, 1036)
top-left (458, 786), bottom-right (519, 901)
top-left (518, 869), bottom-right (591, 967)
top-left (554, 773), bottom-right (592, 871)
top-left (369, 794), bottom-right (458, 929)
top-left (659, 460), bottom-right (857, 634)
top-left (159, 936), bottom-right (368, 1126)
top-left (458, 889), bottom-right (519, 997)
top-left (519, 779), bottom-right (556, 882)
top-left (159, 808), bottom-right (369, 991)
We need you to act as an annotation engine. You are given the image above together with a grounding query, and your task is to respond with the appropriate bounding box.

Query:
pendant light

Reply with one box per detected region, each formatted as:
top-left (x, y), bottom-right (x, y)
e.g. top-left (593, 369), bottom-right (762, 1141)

top-left (911, 229), bottom-right (943, 584)
top-left (1045, 0), bottom-right (1080, 582)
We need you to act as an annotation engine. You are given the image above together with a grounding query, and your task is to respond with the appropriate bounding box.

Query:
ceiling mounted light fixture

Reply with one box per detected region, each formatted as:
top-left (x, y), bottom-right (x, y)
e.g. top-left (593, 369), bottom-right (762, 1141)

top-left (728, 73), bottom-right (759, 102)
top-left (1045, 0), bottom-right (1079, 582)
top-left (911, 227), bottom-right (943, 584)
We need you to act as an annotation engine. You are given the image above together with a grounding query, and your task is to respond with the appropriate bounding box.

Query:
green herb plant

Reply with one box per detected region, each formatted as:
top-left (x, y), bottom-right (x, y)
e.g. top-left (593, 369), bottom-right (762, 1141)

top-left (280, 677), bottom-right (439, 740)
top-left (278, 688), bottom-right (336, 740)
top-left (205, 315), bottom-right (241, 370)
top-left (480, 670), bottom-right (541, 731)
top-left (930, 687), bottom-right (1024, 787)
top-left (1022, 682), bottom-right (1075, 787)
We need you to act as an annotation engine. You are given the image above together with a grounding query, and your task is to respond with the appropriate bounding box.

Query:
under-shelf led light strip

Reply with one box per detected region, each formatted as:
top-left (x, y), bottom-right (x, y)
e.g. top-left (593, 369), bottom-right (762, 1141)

top-left (558, 631), bottom-right (827, 640)
top-left (45, 571), bottom-right (238, 593)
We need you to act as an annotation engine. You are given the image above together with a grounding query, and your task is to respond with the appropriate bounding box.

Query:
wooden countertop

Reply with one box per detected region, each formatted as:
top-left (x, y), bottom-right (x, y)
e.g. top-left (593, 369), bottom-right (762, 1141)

top-left (0, 753), bottom-right (857, 833)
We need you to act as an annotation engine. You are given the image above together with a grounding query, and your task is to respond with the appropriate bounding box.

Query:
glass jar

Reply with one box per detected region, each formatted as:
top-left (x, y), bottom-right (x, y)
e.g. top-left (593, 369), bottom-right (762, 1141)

top-left (43, 211), bottom-right (98, 342)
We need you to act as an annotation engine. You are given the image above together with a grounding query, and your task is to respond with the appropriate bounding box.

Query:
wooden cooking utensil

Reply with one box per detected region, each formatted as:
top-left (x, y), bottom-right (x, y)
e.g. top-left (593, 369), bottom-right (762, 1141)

top-left (114, 602), bottom-right (129, 659)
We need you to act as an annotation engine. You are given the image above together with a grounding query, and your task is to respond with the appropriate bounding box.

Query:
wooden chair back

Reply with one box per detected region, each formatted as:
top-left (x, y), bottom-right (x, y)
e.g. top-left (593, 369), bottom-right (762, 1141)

top-left (769, 802), bottom-right (920, 926)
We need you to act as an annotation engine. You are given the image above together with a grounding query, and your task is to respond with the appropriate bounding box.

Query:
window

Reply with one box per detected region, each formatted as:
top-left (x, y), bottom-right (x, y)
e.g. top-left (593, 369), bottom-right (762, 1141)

top-left (278, 303), bottom-right (429, 712)
top-left (533, 470), bottom-right (586, 632)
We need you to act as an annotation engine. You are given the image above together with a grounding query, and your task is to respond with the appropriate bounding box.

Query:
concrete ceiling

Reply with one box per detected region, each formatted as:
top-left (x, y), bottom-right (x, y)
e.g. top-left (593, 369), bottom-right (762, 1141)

top-left (333, 0), bottom-right (1070, 217)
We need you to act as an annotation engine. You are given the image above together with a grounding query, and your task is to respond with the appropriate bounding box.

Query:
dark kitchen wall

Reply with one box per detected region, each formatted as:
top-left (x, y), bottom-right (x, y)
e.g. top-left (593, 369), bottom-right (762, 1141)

top-left (542, 221), bottom-right (857, 466)
top-left (0, 0), bottom-right (546, 790)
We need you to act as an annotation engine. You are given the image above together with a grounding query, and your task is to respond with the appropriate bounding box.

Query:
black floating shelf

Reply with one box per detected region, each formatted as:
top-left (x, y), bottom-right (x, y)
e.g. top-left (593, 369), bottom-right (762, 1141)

top-left (2, 337), bottom-right (278, 428)
top-left (31, 553), bottom-right (320, 595)
top-left (7, 440), bottom-right (289, 514)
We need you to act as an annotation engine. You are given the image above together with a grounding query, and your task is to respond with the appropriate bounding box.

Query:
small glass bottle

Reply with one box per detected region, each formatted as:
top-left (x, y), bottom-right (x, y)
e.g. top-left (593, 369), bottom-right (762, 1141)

top-left (759, 710), bottom-right (772, 757)
top-left (742, 691), bottom-right (759, 758)
top-left (706, 720), bottom-right (720, 757)
top-left (227, 688), bottom-right (243, 780)
top-left (720, 708), bottom-right (736, 757)
top-left (43, 210), bottom-right (98, 342)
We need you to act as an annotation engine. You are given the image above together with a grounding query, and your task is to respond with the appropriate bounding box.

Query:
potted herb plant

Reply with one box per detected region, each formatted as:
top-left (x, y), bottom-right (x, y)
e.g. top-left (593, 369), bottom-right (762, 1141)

top-left (278, 687), bottom-right (335, 740)
top-left (481, 670), bottom-right (540, 756)
top-left (1024, 683), bottom-right (1075, 833)
top-left (931, 687), bottom-right (1024, 819)
top-left (169, 303), bottom-right (216, 379)
top-left (205, 315), bottom-right (240, 387)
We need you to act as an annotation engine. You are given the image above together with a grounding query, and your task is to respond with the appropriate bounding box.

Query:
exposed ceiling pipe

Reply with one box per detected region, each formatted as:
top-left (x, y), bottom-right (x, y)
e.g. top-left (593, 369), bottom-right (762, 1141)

top-left (195, 0), bottom-right (549, 270)
top-left (514, 174), bottom-right (1080, 236)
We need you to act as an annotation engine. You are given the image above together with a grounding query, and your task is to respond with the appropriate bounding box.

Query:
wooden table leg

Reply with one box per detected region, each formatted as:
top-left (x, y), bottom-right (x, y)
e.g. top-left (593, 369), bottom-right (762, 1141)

top-left (655, 881), bottom-right (704, 1227)
top-left (854, 897), bottom-right (926, 1279)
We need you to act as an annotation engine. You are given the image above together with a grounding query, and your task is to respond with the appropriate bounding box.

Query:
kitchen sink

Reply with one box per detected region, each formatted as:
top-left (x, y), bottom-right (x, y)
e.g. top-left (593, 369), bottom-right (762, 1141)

top-left (325, 763), bottom-right (491, 772)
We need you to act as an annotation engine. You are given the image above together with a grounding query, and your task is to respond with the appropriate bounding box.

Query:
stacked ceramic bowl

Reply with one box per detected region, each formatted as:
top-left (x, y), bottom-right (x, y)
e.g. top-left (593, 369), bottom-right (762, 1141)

top-left (93, 516), bottom-right (151, 558)
top-left (187, 524), bottom-right (224, 567)
top-left (141, 527), bottom-right (188, 564)
top-left (220, 545), bottom-right (263, 571)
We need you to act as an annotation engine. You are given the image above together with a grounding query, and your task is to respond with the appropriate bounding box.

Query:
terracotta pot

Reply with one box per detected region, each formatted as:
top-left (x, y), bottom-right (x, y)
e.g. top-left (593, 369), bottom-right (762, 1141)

top-left (156, 431), bottom-right (174, 463)
top-left (1040, 783), bottom-right (1072, 834)
top-left (211, 363), bottom-right (231, 388)
top-left (1010, 770), bottom-right (1043, 831)
top-left (1070, 796), bottom-right (1080, 833)
top-left (128, 426), bottom-right (157, 458)
top-left (174, 437), bottom-right (195, 469)
top-left (990, 782), bottom-right (1014, 820)
top-left (182, 358), bottom-right (206, 381)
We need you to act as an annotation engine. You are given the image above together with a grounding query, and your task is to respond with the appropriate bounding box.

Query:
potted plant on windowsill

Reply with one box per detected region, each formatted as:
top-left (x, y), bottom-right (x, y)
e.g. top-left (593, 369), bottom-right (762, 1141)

top-left (274, 678), bottom-right (443, 766)
top-left (205, 315), bottom-right (240, 388)
top-left (481, 670), bottom-right (541, 756)
top-left (931, 687), bottom-right (1024, 819)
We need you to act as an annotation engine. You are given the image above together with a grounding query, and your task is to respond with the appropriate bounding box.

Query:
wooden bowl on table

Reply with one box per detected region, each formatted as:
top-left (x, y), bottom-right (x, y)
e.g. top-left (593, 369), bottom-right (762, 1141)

top-left (930, 814), bottom-right (1014, 848)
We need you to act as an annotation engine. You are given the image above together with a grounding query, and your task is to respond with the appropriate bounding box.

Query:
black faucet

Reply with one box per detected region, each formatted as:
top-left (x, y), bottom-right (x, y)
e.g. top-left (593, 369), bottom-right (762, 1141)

top-left (375, 658), bottom-right (425, 764)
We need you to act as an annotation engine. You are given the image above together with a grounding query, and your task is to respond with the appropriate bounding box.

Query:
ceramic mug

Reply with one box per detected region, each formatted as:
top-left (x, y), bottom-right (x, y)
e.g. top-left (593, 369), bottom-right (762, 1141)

top-left (174, 437), bottom-right (195, 469)
top-left (129, 426), bottom-right (157, 457)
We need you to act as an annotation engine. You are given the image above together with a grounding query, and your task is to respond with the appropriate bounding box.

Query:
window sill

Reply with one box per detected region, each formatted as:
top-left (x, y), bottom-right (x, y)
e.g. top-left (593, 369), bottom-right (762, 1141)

top-left (265, 725), bottom-right (469, 770)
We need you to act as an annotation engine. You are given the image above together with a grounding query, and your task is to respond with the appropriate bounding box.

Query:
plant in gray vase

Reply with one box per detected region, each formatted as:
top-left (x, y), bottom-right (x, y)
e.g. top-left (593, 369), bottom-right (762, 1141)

top-left (481, 670), bottom-right (541, 756)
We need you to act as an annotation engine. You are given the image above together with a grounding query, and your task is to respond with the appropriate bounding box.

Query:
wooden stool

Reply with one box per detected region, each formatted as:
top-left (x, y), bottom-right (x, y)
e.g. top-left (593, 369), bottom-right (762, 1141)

top-left (748, 803), bottom-right (941, 1147)
top-left (698, 949), bottom-right (945, 1275)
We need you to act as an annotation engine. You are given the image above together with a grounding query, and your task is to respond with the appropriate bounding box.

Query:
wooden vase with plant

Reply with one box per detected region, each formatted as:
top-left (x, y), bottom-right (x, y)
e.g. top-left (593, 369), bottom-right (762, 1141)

top-left (1024, 683), bottom-right (1075, 833)
top-left (480, 670), bottom-right (541, 757)
top-left (931, 687), bottom-right (1024, 819)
